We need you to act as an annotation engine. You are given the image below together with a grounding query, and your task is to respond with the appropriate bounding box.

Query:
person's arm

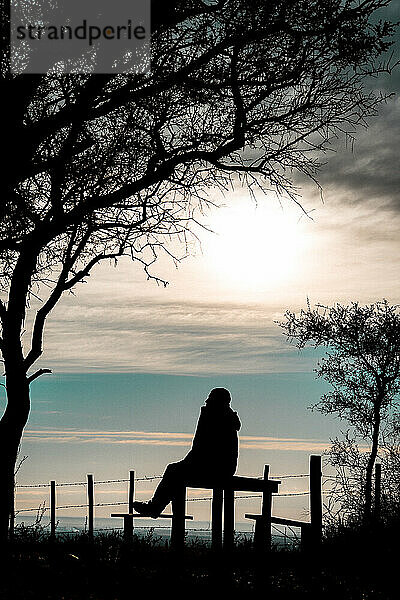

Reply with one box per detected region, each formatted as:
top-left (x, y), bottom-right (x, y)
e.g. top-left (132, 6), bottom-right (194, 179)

top-left (191, 406), bottom-right (208, 451)
top-left (231, 409), bottom-right (241, 431)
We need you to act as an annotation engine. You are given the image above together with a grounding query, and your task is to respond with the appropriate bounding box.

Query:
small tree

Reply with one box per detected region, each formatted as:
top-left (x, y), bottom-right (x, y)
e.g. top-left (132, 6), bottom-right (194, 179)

top-left (324, 425), bottom-right (400, 525)
top-left (280, 300), bottom-right (400, 521)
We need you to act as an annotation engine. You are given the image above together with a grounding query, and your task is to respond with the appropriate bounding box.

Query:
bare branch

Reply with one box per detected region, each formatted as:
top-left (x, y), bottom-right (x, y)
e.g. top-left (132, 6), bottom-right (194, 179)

top-left (63, 248), bottom-right (126, 291)
top-left (27, 368), bottom-right (52, 383)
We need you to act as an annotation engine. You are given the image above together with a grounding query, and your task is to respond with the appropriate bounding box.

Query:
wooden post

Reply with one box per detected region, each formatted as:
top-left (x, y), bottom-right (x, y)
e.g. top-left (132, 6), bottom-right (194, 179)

top-left (124, 470), bottom-right (135, 540)
top-left (310, 455), bottom-right (322, 548)
top-left (171, 484), bottom-right (186, 552)
top-left (254, 465), bottom-right (271, 553)
top-left (211, 487), bottom-right (223, 551)
top-left (223, 486), bottom-right (235, 552)
top-left (300, 524), bottom-right (312, 552)
top-left (375, 463), bottom-right (381, 520)
top-left (87, 474), bottom-right (94, 540)
top-left (50, 480), bottom-right (56, 540)
top-left (129, 470), bottom-right (135, 512)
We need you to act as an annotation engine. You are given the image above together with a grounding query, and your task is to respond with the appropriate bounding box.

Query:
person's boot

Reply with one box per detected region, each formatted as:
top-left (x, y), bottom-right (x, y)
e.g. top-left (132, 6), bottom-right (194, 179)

top-left (132, 501), bottom-right (162, 518)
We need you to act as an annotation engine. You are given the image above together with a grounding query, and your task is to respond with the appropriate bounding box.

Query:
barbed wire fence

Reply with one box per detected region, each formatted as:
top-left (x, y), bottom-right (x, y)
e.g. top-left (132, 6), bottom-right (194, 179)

top-left (15, 473), bottom-right (316, 513)
top-left (12, 457), bottom-right (387, 555)
top-left (13, 467), bottom-right (338, 550)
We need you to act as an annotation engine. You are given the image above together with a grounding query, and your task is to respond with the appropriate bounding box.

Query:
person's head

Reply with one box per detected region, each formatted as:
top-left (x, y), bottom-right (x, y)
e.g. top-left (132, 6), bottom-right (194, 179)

top-left (205, 388), bottom-right (231, 409)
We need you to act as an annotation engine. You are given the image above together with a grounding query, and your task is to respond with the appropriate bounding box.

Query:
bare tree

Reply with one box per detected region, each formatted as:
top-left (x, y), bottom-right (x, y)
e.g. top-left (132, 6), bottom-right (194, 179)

top-left (0, 0), bottom-right (397, 541)
top-left (279, 299), bottom-right (400, 522)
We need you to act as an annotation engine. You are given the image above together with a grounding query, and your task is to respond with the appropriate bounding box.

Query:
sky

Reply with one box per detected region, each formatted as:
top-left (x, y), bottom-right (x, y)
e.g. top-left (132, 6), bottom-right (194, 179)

top-left (5, 1), bottom-right (400, 528)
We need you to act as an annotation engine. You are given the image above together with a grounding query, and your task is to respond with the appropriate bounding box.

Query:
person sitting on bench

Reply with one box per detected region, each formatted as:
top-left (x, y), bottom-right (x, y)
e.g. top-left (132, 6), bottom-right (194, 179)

top-left (133, 387), bottom-right (241, 518)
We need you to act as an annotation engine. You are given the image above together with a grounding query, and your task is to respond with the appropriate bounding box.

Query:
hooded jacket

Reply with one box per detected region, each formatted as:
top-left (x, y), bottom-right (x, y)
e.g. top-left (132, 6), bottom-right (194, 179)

top-left (187, 404), bottom-right (241, 476)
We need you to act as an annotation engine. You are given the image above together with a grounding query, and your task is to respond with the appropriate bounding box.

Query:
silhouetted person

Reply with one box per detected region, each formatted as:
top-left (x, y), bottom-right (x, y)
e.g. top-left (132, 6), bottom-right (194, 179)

top-left (133, 388), bottom-right (241, 517)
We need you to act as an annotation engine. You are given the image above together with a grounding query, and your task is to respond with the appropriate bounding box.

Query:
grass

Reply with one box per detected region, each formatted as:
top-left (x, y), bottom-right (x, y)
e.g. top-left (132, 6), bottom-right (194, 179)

top-left (0, 520), bottom-right (398, 599)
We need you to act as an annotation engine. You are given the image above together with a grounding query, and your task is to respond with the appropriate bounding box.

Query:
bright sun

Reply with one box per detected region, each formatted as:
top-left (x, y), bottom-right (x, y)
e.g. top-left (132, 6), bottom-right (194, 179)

top-left (203, 199), bottom-right (307, 292)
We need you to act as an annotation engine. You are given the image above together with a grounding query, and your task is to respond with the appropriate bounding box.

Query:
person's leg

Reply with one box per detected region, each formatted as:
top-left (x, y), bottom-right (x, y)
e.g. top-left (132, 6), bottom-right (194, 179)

top-left (133, 459), bottom-right (190, 517)
top-left (151, 460), bottom-right (188, 510)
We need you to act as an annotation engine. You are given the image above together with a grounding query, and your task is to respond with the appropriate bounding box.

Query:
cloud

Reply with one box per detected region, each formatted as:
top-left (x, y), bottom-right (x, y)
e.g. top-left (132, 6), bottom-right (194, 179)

top-left (14, 488), bottom-right (128, 497)
top-left (25, 429), bottom-right (193, 438)
top-left (314, 99), bottom-right (400, 215)
top-left (24, 429), bottom-right (193, 446)
top-left (28, 297), bottom-right (314, 375)
top-left (241, 439), bottom-right (329, 452)
top-left (24, 428), bottom-right (330, 452)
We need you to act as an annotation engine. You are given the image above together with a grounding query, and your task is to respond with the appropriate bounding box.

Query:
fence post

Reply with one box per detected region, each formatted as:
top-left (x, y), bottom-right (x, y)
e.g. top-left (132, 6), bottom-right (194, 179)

top-left (124, 470), bottom-right (135, 540)
top-left (254, 465), bottom-right (271, 554)
top-left (87, 474), bottom-right (94, 540)
top-left (50, 480), bottom-right (56, 540)
top-left (310, 455), bottom-right (322, 548)
top-left (375, 463), bottom-right (381, 520)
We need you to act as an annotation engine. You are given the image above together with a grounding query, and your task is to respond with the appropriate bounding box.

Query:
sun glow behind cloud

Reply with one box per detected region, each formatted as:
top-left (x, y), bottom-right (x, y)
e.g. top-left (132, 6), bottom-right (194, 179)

top-left (202, 198), bottom-right (310, 294)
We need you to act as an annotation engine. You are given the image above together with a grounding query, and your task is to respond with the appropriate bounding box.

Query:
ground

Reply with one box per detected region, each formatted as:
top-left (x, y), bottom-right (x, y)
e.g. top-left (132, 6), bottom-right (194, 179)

top-left (0, 527), bottom-right (397, 599)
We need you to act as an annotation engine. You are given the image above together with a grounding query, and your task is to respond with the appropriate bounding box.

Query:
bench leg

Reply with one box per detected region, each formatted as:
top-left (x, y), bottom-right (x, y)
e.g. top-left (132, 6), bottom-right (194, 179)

top-left (254, 517), bottom-right (270, 554)
top-left (301, 524), bottom-right (313, 552)
top-left (223, 487), bottom-right (234, 552)
top-left (254, 501), bottom-right (272, 554)
top-left (123, 515), bottom-right (133, 541)
top-left (212, 487), bottom-right (223, 551)
top-left (255, 466), bottom-right (273, 554)
top-left (171, 485), bottom-right (186, 552)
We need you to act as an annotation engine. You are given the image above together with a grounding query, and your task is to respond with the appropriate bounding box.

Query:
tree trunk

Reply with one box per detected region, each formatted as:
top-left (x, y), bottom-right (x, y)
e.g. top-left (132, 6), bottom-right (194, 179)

top-left (364, 409), bottom-right (381, 522)
top-left (0, 372), bottom-right (30, 545)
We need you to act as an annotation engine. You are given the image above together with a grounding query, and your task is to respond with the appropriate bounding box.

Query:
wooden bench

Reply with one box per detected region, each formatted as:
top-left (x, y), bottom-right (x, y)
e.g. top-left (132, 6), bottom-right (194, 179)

top-left (111, 466), bottom-right (280, 552)
top-left (245, 514), bottom-right (313, 551)
top-left (245, 455), bottom-right (323, 552)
